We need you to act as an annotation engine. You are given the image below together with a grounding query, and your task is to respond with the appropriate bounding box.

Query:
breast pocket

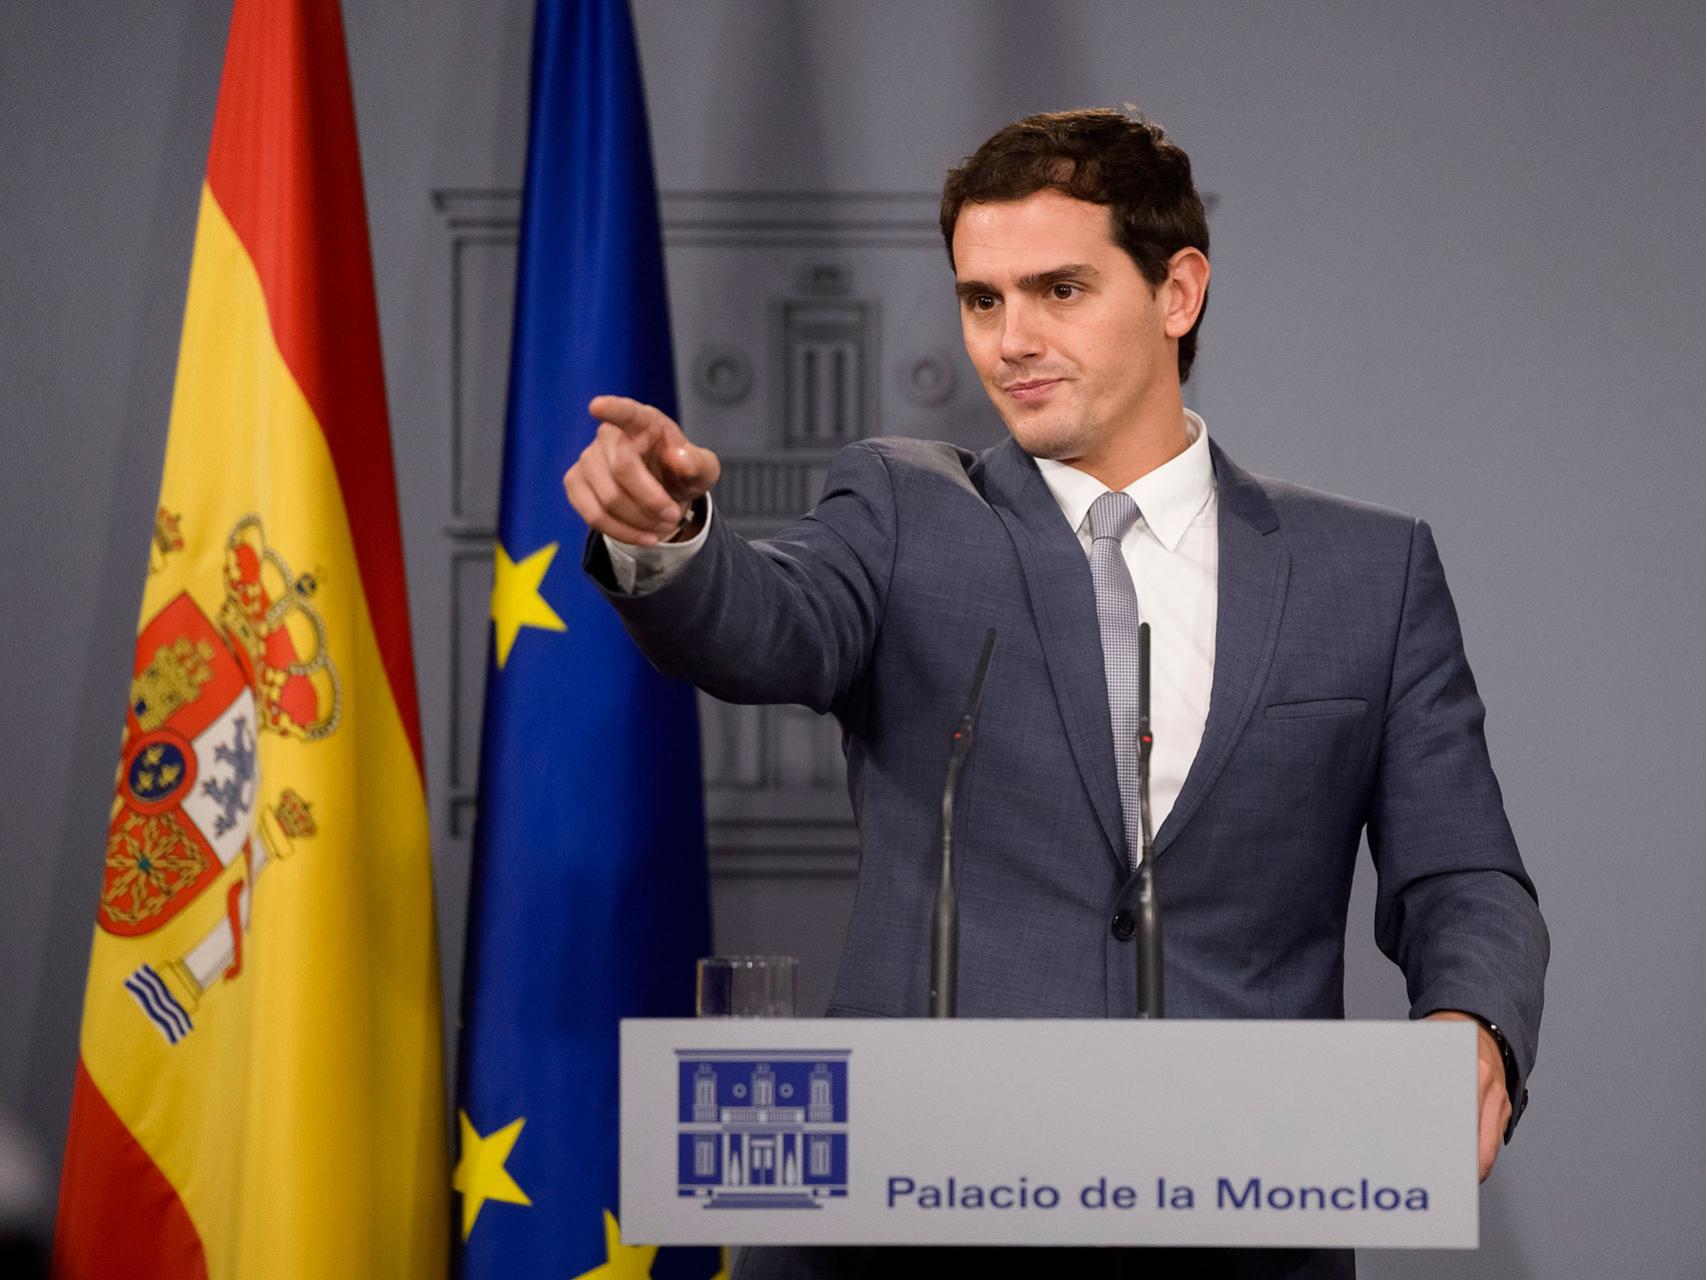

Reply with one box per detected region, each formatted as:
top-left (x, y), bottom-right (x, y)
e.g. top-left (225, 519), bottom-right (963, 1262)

top-left (1254, 696), bottom-right (1377, 826)
top-left (1264, 697), bottom-right (1368, 720)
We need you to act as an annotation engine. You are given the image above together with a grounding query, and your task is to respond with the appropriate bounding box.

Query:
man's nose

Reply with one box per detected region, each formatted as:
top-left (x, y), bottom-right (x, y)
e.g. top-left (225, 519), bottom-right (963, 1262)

top-left (999, 300), bottom-right (1042, 363)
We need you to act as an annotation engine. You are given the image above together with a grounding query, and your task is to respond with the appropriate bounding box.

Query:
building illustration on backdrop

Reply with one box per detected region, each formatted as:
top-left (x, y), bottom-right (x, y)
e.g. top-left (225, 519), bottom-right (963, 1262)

top-left (431, 190), bottom-right (990, 872)
top-left (675, 1048), bottom-right (850, 1208)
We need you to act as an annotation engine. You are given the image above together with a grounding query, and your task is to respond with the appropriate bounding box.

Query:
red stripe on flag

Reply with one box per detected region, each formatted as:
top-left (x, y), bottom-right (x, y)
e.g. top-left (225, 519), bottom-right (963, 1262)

top-left (203, 0), bottom-right (424, 777)
top-left (53, 1058), bottom-right (210, 1280)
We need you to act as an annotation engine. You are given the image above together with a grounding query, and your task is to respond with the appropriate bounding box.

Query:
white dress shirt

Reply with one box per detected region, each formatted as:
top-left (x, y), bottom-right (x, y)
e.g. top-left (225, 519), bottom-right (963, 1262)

top-left (605, 410), bottom-right (1220, 834)
top-left (604, 501), bottom-right (712, 594)
top-left (1032, 410), bottom-right (1218, 837)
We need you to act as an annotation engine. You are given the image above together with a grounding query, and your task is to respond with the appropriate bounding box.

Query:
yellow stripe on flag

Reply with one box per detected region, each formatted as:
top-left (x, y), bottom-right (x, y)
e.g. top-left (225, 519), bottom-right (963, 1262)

top-left (74, 184), bottom-right (446, 1280)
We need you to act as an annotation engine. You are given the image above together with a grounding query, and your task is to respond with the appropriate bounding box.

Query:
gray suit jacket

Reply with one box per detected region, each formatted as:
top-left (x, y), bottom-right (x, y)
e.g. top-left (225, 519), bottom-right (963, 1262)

top-left (589, 434), bottom-right (1548, 1279)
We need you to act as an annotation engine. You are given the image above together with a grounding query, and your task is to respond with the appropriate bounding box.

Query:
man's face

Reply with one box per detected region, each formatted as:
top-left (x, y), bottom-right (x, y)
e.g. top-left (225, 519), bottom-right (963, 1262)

top-left (951, 189), bottom-right (1174, 469)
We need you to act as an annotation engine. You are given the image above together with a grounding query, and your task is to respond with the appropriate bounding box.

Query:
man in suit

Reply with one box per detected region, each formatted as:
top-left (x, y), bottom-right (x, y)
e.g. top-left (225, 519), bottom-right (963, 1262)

top-left (566, 109), bottom-right (1547, 1278)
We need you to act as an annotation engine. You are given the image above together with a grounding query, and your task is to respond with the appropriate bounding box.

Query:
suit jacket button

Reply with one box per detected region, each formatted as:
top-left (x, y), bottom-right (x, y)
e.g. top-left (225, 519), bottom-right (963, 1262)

top-left (1110, 911), bottom-right (1136, 941)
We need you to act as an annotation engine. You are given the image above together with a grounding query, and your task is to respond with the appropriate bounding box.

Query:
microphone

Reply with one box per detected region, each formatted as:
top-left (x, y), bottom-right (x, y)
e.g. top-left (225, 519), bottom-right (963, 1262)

top-left (1133, 621), bottom-right (1164, 1017)
top-left (929, 627), bottom-right (997, 1019)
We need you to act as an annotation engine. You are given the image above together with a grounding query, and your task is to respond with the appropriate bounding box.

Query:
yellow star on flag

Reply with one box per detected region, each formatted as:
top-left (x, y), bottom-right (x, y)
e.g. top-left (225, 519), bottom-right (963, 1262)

top-left (453, 1110), bottom-right (533, 1240)
top-left (570, 1208), bottom-right (659, 1280)
top-left (491, 540), bottom-right (567, 667)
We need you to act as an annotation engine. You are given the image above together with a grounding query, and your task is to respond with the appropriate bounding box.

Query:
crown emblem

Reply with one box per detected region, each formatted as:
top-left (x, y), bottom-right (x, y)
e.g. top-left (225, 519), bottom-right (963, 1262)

top-left (149, 506), bottom-right (185, 575)
top-left (273, 788), bottom-right (317, 839)
top-left (218, 514), bottom-right (340, 742)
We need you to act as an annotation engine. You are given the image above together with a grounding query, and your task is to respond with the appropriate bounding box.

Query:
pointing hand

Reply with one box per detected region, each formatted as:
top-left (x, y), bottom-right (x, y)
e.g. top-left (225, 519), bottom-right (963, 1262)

top-left (563, 396), bottom-right (721, 545)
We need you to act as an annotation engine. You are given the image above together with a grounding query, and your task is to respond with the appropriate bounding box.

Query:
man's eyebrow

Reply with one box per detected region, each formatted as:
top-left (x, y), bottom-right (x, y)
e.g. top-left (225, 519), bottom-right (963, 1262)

top-left (953, 264), bottom-right (1101, 300)
top-left (1018, 263), bottom-right (1100, 290)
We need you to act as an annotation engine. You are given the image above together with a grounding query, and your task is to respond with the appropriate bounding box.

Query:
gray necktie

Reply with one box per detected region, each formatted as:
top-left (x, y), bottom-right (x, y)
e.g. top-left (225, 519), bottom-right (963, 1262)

top-left (1088, 490), bottom-right (1144, 868)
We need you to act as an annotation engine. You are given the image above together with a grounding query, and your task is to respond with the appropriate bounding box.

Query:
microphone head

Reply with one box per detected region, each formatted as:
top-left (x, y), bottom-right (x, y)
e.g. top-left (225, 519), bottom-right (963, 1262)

top-left (968, 628), bottom-right (997, 706)
top-left (956, 628), bottom-right (998, 740)
top-left (1137, 621), bottom-right (1151, 734)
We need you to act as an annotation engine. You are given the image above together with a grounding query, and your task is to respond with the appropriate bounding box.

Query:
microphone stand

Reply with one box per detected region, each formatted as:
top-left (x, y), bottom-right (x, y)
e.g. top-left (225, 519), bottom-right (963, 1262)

top-left (929, 628), bottom-right (997, 1019)
top-left (1133, 622), bottom-right (1164, 1018)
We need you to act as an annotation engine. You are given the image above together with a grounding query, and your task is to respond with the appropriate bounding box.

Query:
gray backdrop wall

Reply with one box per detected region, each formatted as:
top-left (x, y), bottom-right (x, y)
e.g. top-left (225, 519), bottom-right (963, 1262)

top-left (4, 2), bottom-right (1704, 1275)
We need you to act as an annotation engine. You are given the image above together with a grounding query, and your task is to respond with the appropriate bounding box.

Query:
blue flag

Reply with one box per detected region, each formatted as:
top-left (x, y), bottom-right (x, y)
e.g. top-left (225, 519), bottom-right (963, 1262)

top-left (453, 2), bottom-right (715, 1276)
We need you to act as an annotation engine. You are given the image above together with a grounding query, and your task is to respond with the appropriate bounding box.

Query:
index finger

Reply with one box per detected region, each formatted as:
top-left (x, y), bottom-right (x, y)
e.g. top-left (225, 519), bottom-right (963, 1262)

top-left (587, 394), bottom-right (676, 441)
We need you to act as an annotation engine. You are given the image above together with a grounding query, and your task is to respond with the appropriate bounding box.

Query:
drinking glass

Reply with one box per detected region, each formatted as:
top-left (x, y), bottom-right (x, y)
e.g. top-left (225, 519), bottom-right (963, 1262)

top-left (695, 955), bottom-right (797, 1018)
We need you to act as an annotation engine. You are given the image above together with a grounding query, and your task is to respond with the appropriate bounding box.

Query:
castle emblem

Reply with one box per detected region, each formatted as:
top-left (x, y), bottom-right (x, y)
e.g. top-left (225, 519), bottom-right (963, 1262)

top-left (676, 1050), bottom-right (850, 1209)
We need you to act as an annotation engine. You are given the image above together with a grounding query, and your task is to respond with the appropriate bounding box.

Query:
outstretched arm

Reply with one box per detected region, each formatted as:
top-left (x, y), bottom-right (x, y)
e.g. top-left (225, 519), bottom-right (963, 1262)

top-left (571, 397), bottom-right (898, 714)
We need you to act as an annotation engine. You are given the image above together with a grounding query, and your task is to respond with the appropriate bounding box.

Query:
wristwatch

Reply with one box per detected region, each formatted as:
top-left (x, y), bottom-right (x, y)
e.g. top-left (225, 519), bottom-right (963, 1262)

top-left (1474, 1017), bottom-right (1526, 1142)
top-left (668, 495), bottom-right (708, 543)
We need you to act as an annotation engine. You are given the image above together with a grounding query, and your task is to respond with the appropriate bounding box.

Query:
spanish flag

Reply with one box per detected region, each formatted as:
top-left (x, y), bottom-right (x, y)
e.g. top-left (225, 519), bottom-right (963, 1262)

top-left (52, 3), bottom-right (449, 1277)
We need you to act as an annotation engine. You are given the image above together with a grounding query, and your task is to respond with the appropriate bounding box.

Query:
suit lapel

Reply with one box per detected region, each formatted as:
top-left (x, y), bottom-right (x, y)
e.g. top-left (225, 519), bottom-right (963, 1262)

top-left (1153, 440), bottom-right (1290, 857)
top-left (982, 439), bottom-right (1128, 871)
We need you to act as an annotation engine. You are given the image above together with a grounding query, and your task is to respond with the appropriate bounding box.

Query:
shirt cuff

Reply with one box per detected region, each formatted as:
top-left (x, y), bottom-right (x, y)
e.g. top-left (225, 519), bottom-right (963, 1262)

top-left (601, 495), bottom-right (713, 595)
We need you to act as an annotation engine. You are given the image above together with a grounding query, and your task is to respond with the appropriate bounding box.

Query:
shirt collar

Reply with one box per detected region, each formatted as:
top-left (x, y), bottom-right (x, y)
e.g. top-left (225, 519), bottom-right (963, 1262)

top-left (1033, 409), bottom-right (1215, 552)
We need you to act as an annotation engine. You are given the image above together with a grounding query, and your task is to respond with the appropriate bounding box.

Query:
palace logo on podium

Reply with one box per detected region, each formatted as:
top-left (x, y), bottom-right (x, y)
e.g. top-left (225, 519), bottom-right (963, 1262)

top-left (676, 1050), bottom-right (850, 1208)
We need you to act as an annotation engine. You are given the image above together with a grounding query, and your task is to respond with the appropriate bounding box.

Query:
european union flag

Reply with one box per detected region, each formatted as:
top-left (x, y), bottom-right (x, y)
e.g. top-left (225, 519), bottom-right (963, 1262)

top-left (453, 2), bottom-right (715, 1276)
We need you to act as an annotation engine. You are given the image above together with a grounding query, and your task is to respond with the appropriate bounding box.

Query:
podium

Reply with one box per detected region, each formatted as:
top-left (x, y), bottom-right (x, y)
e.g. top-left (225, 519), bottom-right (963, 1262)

top-left (620, 1018), bottom-right (1478, 1249)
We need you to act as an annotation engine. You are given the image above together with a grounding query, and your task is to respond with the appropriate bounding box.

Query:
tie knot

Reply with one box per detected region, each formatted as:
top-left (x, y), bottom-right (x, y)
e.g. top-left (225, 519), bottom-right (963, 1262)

top-left (1087, 490), bottom-right (1140, 543)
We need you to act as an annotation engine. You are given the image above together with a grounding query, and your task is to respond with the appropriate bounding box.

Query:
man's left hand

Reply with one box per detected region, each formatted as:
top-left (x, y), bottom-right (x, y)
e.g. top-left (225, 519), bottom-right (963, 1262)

top-left (1425, 1010), bottom-right (1511, 1181)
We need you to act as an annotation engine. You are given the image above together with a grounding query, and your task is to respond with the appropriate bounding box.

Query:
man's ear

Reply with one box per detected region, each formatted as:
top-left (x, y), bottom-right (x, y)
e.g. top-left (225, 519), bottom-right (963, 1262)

top-left (1162, 247), bottom-right (1210, 339)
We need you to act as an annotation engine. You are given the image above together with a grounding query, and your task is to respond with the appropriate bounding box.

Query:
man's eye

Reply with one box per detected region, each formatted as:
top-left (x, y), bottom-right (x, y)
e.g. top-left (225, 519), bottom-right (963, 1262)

top-left (971, 294), bottom-right (997, 311)
top-left (1050, 282), bottom-right (1079, 300)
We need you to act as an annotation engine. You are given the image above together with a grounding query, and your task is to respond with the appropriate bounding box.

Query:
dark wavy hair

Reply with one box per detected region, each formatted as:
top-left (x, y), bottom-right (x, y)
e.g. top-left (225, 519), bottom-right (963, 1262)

top-left (940, 108), bottom-right (1210, 383)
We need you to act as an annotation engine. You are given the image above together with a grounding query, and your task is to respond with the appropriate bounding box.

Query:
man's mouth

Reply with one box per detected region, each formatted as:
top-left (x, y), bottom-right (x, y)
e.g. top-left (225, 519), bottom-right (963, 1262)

top-left (1002, 378), bottom-right (1062, 402)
